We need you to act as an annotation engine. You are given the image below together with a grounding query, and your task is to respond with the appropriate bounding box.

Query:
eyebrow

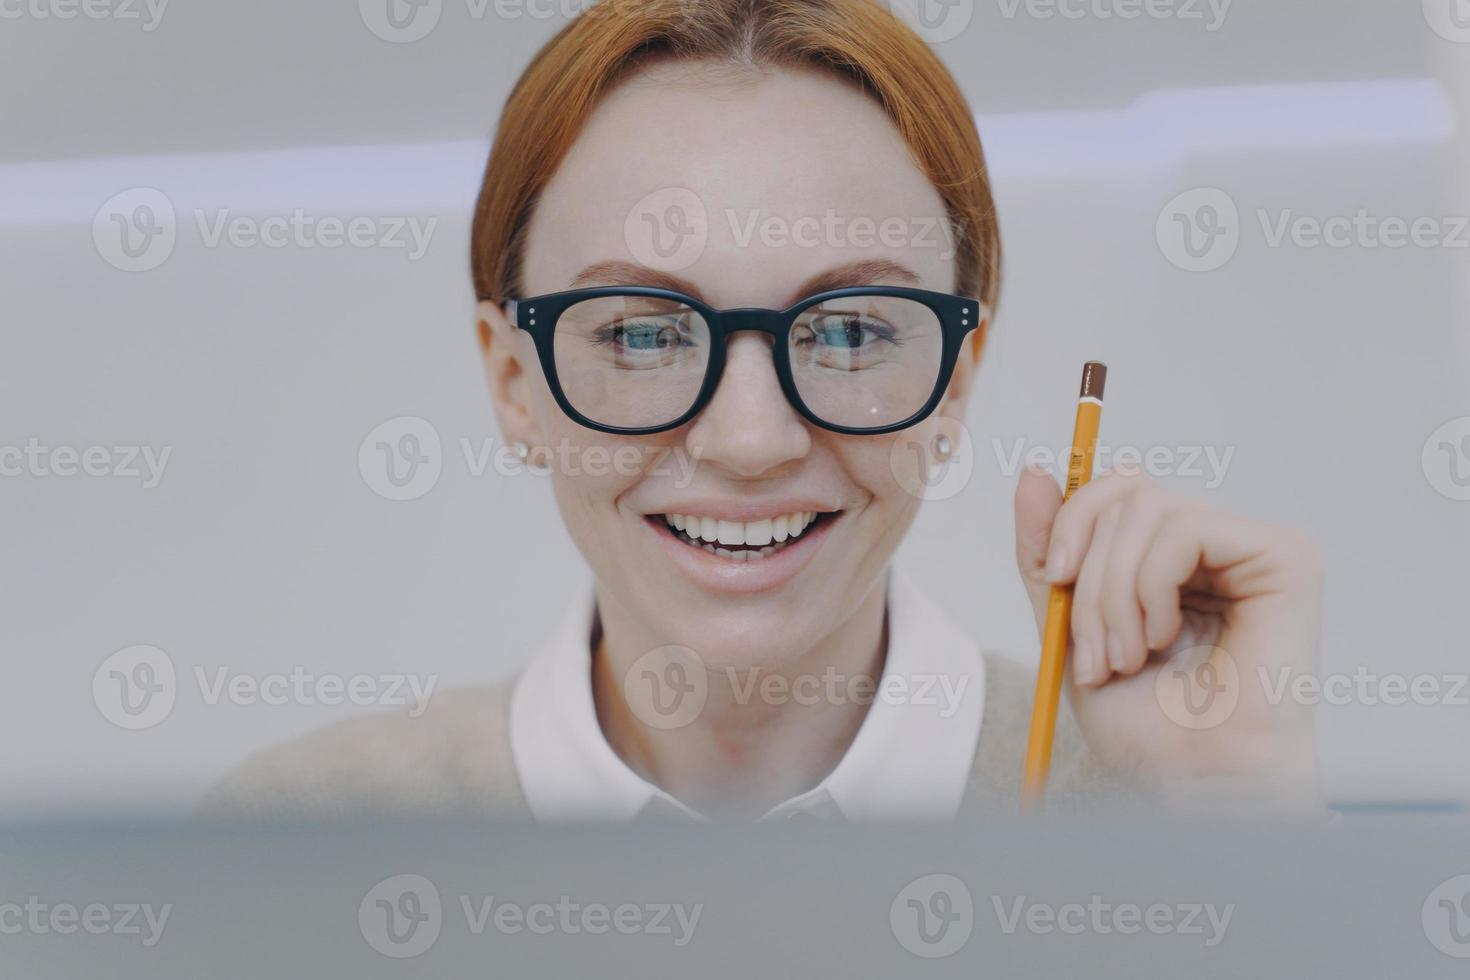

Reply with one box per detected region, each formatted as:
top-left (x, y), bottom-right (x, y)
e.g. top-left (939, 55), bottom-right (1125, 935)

top-left (793, 260), bottom-right (920, 300)
top-left (568, 261), bottom-right (701, 296)
top-left (565, 258), bottom-right (922, 308)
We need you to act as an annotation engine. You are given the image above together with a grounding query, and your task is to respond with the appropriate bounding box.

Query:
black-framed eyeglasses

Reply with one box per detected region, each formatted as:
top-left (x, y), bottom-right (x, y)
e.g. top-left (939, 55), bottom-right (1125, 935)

top-left (504, 286), bottom-right (982, 436)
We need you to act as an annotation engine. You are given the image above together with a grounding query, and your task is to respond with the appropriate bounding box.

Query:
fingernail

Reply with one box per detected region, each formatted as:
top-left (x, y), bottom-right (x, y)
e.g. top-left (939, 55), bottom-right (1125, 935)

top-left (1044, 547), bottom-right (1068, 582)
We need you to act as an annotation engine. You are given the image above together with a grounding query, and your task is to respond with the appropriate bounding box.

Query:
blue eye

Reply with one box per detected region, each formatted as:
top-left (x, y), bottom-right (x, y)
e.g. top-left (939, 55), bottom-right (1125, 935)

top-left (616, 320), bottom-right (679, 350)
top-left (801, 314), bottom-right (898, 349)
top-left (591, 316), bottom-right (697, 352)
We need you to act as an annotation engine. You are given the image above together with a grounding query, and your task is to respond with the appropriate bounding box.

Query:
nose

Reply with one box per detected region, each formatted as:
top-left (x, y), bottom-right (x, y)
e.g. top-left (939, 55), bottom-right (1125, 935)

top-left (684, 332), bottom-right (811, 478)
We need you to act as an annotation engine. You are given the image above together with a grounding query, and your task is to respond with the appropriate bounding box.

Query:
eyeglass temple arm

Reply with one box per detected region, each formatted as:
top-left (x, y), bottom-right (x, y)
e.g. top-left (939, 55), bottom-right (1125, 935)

top-left (503, 299), bottom-right (519, 328)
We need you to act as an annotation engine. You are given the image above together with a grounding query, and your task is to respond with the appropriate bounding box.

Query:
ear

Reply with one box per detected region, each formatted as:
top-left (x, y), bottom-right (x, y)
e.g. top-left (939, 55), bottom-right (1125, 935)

top-left (937, 305), bottom-right (990, 420)
top-left (476, 299), bottom-right (538, 445)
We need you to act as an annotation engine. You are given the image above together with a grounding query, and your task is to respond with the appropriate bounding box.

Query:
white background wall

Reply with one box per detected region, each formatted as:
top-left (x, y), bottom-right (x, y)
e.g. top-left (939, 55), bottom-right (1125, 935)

top-left (1, 0), bottom-right (1467, 814)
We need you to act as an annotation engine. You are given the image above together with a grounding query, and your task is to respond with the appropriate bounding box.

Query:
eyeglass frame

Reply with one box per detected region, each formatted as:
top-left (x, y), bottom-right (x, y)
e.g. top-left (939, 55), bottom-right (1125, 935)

top-left (503, 285), bottom-right (983, 436)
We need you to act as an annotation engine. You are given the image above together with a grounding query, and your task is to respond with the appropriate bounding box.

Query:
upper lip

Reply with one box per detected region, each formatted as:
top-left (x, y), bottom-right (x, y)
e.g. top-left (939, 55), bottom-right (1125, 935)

top-left (641, 499), bottom-right (842, 522)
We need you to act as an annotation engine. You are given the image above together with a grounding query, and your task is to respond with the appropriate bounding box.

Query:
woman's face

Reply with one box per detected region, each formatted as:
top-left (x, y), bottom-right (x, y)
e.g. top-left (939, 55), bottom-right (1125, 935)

top-left (482, 61), bottom-right (983, 664)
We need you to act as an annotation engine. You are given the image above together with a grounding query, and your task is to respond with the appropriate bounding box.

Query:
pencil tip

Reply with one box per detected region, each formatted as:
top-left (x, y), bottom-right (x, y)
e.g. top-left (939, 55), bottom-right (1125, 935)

top-left (1080, 361), bottom-right (1107, 400)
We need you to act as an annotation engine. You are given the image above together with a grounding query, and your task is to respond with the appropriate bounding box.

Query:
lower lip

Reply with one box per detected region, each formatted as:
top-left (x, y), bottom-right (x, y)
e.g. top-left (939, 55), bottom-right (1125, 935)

top-left (643, 513), bottom-right (840, 596)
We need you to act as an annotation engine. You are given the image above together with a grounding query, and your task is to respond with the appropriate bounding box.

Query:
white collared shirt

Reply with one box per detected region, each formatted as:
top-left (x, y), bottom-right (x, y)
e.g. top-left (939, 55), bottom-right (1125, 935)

top-left (509, 567), bottom-right (987, 822)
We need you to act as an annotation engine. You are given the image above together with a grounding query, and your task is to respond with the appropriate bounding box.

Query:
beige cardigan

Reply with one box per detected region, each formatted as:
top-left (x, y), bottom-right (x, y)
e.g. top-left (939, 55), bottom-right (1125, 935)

top-left (198, 654), bottom-right (1139, 820)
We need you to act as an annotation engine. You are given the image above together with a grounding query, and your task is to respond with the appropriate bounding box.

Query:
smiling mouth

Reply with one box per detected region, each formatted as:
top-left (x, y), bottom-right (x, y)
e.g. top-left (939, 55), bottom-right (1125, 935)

top-left (652, 510), bottom-right (838, 561)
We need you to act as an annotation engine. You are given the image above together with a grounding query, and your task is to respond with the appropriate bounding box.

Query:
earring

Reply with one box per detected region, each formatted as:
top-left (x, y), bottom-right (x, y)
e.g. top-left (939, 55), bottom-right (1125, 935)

top-left (515, 441), bottom-right (552, 476)
top-left (933, 433), bottom-right (953, 460)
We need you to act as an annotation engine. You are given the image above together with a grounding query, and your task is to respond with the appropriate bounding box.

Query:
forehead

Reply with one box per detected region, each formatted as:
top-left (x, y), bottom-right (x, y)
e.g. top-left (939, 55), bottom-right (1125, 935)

top-left (521, 60), bottom-right (955, 308)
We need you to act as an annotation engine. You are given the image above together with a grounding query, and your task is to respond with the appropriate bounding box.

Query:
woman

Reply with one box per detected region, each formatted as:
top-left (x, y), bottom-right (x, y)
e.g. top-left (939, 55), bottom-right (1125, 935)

top-left (203, 0), bottom-right (1323, 821)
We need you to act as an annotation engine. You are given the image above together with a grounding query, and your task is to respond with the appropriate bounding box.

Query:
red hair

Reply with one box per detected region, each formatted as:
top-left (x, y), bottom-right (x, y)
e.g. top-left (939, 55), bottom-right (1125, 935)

top-left (470, 0), bottom-right (1000, 308)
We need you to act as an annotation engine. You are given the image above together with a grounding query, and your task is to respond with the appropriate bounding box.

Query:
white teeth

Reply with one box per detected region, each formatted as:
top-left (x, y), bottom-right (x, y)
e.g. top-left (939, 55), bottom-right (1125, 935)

top-left (745, 518), bottom-right (773, 547)
top-left (661, 510), bottom-right (828, 557)
top-left (717, 520), bottom-right (744, 546)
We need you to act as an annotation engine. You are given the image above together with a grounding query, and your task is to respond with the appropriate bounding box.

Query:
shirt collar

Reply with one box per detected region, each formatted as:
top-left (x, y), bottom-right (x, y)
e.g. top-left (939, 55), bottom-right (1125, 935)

top-left (509, 567), bottom-right (987, 823)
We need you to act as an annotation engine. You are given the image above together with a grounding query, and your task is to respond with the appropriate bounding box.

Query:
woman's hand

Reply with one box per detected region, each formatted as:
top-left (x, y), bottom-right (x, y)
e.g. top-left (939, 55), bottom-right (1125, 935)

top-left (1013, 465), bottom-right (1324, 806)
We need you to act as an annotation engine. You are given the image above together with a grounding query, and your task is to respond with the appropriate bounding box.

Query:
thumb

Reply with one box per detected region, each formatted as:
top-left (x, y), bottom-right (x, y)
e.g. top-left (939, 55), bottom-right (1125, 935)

top-left (1014, 464), bottom-right (1064, 636)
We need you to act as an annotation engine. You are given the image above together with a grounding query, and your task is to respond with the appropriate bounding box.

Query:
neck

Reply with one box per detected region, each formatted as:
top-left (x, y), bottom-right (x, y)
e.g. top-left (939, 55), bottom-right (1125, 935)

top-left (591, 573), bottom-right (890, 818)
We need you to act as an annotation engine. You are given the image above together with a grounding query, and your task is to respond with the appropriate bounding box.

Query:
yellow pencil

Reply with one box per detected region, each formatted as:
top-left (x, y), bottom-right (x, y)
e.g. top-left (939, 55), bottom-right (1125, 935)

top-left (1022, 361), bottom-right (1107, 806)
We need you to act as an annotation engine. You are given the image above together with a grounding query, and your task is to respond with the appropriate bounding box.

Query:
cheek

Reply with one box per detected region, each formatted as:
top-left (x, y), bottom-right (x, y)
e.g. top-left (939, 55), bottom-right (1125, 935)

top-left (519, 346), bottom-right (657, 540)
top-left (542, 433), bottom-right (648, 530)
top-left (836, 433), bottom-right (926, 520)
top-left (835, 424), bottom-right (965, 549)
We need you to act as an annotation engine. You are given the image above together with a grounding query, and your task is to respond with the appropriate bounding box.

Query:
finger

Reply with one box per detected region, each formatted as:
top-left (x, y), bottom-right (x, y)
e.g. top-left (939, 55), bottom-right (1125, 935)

top-left (1099, 486), bottom-right (1177, 675)
top-left (1134, 503), bottom-right (1314, 652)
top-left (1136, 506), bottom-right (1202, 652)
top-left (1043, 467), bottom-right (1152, 585)
top-left (1070, 500), bottom-right (1121, 687)
top-left (1014, 464), bottom-right (1064, 635)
